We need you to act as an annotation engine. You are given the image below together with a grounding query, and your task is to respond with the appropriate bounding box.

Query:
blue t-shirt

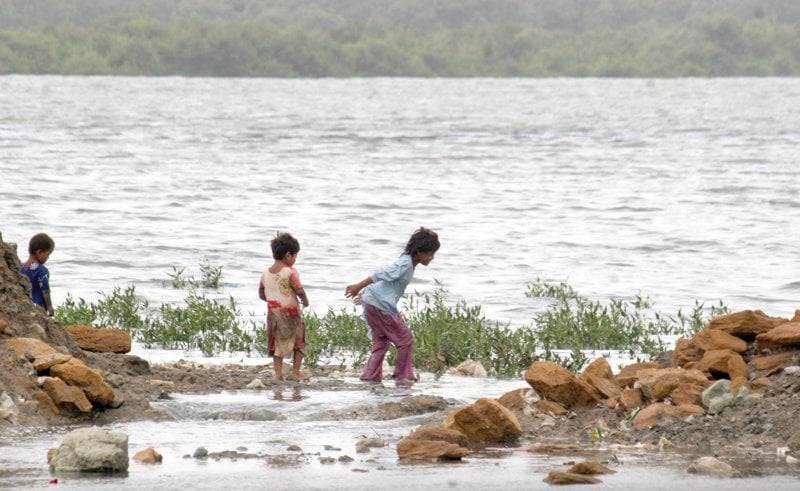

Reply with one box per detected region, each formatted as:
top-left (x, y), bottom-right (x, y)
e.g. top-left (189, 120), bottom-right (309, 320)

top-left (20, 262), bottom-right (50, 308)
top-left (360, 254), bottom-right (415, 314)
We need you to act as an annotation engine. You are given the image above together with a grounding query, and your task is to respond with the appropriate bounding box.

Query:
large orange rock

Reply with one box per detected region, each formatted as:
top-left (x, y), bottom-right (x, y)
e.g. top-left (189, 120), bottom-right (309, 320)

top-left (672, 338), bottom-right (703, 367)
top-left (636, 368), bottom-right (710, 402)
top-left (693, 329), bottom-right (747, 353)
top-left (614, 362), bottom-right (661, 388)
top-left (631, 402), bottom-right (704, 429)
top-left (406, 427), bottom-right (469, 447)
top-left (579, 358), bottom-right (622, 400)
top-left (619, 388), bottom-right (645, 410)
top-left (706, 310), bottom-right (787, 339)
top-left (4, 337), bottom-right (57, 359)
top-left (42, 377), bottom-right (93, 413)
top-left (525, 361), bottom-right (600, 408)
top-left (396, 438), bottom-right (469, 460)
top-left (445, 398), bottom-right (522, 443)
top-left (700, 349), bottom-right (748, 381)
top-left (49, 358), bottom-right (115, 406)
top-left (755, 322), bottom-right (800, 351)
top-left (67, 325), bottom-right (132, 353)
top-left (33, 353), bottom-right (73, 373)
top-left (749, 351), bottom-right (797, 372)
top-left (496, 388), bottom-right (532, 411)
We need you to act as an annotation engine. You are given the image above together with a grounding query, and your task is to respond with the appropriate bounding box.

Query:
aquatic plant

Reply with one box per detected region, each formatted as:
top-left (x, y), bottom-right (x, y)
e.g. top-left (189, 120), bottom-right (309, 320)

top-left (526, 278), bottom-right (728, 371)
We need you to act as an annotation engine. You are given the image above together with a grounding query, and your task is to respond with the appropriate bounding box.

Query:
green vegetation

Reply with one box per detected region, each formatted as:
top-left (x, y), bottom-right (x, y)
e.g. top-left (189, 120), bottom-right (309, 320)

top-left (1, 0), bottom-right (799, 76)
top-left (55, 262), bottom-right (728, 377)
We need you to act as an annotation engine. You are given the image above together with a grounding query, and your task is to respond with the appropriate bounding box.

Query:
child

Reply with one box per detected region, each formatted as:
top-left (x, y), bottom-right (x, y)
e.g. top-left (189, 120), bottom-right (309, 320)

top-left (258, 232), bottom-right (310, 382)
top-left (345, 227), bottom-right (440, 385)
top-left (19, 233), bottom-right (56, 316)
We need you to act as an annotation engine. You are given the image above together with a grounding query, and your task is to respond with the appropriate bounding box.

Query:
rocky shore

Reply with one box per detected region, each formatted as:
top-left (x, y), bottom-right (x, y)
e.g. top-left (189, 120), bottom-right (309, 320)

top-left (2, 230), bottom-right (800, 483)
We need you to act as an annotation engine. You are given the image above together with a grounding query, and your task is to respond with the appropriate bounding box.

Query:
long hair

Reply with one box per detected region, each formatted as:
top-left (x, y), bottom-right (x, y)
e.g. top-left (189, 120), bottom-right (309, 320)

top-left (403, 227), bottom-right (440, 256)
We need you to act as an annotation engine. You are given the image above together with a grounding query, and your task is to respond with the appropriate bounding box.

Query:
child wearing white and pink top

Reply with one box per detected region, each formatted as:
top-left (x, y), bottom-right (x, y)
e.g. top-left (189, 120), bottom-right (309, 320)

top-left (258, 232), bottom-right (310, 382)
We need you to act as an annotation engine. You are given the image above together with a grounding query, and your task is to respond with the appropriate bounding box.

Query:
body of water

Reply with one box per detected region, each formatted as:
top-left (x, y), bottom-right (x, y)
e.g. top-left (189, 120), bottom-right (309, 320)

top-left (2, 76), bottom-right (800, 489)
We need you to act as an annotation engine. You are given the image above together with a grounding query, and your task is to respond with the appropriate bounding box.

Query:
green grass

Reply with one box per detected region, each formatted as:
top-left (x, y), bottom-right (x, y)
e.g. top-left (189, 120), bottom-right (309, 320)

top-left (55, 265), bottom-right (728, 377)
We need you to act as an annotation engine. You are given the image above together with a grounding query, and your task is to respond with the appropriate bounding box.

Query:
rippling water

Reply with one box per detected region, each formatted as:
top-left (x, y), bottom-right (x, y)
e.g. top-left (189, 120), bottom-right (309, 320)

top-left (2, 76), bottom-right (800, 488)
top-left (2, 76), bottom-right (799, 324)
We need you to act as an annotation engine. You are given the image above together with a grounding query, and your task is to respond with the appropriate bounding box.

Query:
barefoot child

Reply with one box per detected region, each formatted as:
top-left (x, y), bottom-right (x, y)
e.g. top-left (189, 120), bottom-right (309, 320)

top-left (345, 227), bottom-right (440, 385)
top-left (19, 233), bottom-right (56, 316)
top-left (258, 233), bottom-right (310, 382)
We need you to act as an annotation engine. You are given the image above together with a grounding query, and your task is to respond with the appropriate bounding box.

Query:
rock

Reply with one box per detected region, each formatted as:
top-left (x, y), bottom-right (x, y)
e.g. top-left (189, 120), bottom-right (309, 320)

top-left (614, 362), bottom-right (662, 388)
top-left (355, 437), bottom-right (385, 453)
top-left (686, 456), bottom-right (741, 477)
top-left (4, 337), bottom-right (57, 359)
top-left (204, 408), bottom-right (285, 421)
top-left (672, 338), bottom-right (703, 367)
top-left (245, 378), bottom-right (266, 389)
top-left (749, 352), bottom-right (796, 372)
top-left (568, 460), bottom-right (616, 475)
top-left (699, 350), bottom-right (748, 382)
top-left (496, 387), bottom-right (535, 411)
top-left (0, 391), bottom-right (19, 423)
top-left (525, 361), bottom-right (600, 409)
top-left (49, 358), bottom-right (115, 406)
top-left (636, 367), bottom-right (710, 402)
top-left (0, 319), bottom-right (7, 333)
top-left (445, 397), bottom-right (522, 443)
top-left (406, 426), bottom-right (469, 447)
top-left (706, 310), bottom-right (787, 339)
top-left (49, 427), bottom-right (129, 473)
top-left (543, 471), bottom-right (602, 484)
top-left (42, 378), bottom-right (93, 413)
top-left (631, 403), bottom-right (704, 429)
top-left (702, 380), bottom-right (734, 415)
top-left (193, 447), bottom-right (208, 458)
top-left (66, 325), bottom-right (132, 353)
top-left (756, 322), bottom-right (800, 351)
top-left (133, 447), bottom-right (163, 464)
top-left (33, 353), bottom-right (73, 373)
top-left (619, 388), bottom-right (645, 410)
top-left (693, 328), bottom-right (748, 353)
top-left (449, 359), bottom-right (487, 377)
top-left (396, 438), bottom-right (469, 460)
top-left (30, 389), bottom-right (60, 416)
top-left (535, 399), bottom-right (568, 416)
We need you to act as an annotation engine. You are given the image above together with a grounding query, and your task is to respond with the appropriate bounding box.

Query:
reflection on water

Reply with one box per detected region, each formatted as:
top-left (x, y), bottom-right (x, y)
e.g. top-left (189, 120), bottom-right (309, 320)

top-left (272, 386), bottom-right (305, 401)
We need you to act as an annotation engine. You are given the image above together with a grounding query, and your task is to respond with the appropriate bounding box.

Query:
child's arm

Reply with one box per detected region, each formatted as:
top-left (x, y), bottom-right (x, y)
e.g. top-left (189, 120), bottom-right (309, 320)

top-left (258, 279), bottom-right (266, 301)
top-left (345, 277), bottom-right (373, 299)
top-left (295, 287), bottom-right (309, 308)
top-left (42, 291), bottom-right (54, 316)
top-left (289, 269), bottom-right (309, 307)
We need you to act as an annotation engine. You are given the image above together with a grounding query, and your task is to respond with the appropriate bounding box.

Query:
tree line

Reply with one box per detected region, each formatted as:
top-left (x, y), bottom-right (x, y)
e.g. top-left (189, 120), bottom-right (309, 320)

top-left (1, 0), bottom-right (798, 76)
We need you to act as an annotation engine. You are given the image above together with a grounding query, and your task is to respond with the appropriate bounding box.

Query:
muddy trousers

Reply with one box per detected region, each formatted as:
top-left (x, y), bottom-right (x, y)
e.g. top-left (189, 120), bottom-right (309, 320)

top-left (360, 303), bottom-right (415, 382)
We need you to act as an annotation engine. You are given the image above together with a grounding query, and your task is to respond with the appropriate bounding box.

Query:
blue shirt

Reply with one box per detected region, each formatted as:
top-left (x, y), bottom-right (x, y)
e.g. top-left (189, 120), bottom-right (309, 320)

top-left (20, 262), bottom-right (50, 308)
top-left (361, 254), bottom-right (415, 314)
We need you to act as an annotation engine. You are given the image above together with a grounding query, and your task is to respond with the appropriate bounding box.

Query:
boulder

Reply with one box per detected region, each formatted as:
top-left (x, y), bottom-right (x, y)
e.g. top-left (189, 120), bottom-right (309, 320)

top-left (543, 471), bottom-right (602, 485)
top-left (693, 329), bottom-right (747, 353)
top-left (614, 362), bottom-right (661, 388)
top-left (66, 325), bottom-right (132, 354)
top-left (706, 310), bottom-right (787, 339)
top-left (631, 402), bottom-right (704, 429)
top-left (699, 350), bottom-right (748, 382)
top-left (619, 388), bottom-right (645, 410)
top-left (396, 438), bottom-right (469, 460)
top-left (449, 359), bottom-right (487, 377)
top-left (406, 426), bottom-right (469, 448)
top-left (4, 337), bottom-right (57, 359)
top-left (568, 460), bottom-right (617, 475)
top-left (33, 353), bottom-right (73, 373)
top-left (445, 397), bottom-right (522, 443)
top-left (579, 358), bottom-right (622, 400)
top-left (535, 399), bottom-right (568, 416)
top-left (41, 378), bottom-right (93, 413)
top-left (636, 367), bottom-right (710, 402)
top-left (49, 358), bottom-right (115, 406)
top-left (133, 447), bottom-right (163, 464)
top-left (496, 387), bottom-right (534, 411)
top-left (49, 427), bottom-right (129, 473)
top-left (671, 338), bottom-right (703, 367)
top-left (749, 351), bottom-right (796, 372)
top-left (524, 361), bottom-right (600, 409)
top-left (755, 322), bottom-right (800, 351)
top-left (686, 456), bottom-right (741, 477)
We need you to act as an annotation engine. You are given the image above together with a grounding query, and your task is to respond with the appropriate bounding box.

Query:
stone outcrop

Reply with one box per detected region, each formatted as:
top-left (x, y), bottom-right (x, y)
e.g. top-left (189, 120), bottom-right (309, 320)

top-left (66, 325), bottom-right (132, 354)
top-left (524, 361), bottom-right (600, 409)
top-left (445, 397), bottom-right (522, 443)
top-left (49, 427), bottom-right (129, 473)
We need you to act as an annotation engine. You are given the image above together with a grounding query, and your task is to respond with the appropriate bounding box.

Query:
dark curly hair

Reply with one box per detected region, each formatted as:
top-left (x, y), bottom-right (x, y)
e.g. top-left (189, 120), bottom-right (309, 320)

top-left (403, 227), bottom-right (440, 257)
top-left (28, 233), bottom-right (55, 255)
top-left (271, 232), bottom-right (300, 260)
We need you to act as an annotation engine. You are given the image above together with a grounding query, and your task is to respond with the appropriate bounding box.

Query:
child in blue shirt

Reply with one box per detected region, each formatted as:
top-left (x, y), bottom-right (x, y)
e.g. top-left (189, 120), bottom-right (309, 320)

top-left (345, 227), bottom-right (440, 385)
top-left (19, 233), bottom-right (56, 316)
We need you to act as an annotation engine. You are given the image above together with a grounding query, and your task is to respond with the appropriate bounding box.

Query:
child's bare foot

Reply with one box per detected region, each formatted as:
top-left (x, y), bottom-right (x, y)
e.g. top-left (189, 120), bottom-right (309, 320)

top-left (290, 371), bottom-right (310, 382)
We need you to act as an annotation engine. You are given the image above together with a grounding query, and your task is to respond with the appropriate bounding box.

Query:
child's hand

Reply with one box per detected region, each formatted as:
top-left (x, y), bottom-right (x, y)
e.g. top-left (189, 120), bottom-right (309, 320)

top-left (353, 294), bottom-right (362, 306)
top-left (344, 284), bottom-right (360, 298)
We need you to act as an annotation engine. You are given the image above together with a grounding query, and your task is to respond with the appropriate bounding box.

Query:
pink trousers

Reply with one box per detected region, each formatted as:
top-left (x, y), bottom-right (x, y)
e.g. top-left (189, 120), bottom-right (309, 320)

top-left (360, 303), bottom-right (415, 382)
